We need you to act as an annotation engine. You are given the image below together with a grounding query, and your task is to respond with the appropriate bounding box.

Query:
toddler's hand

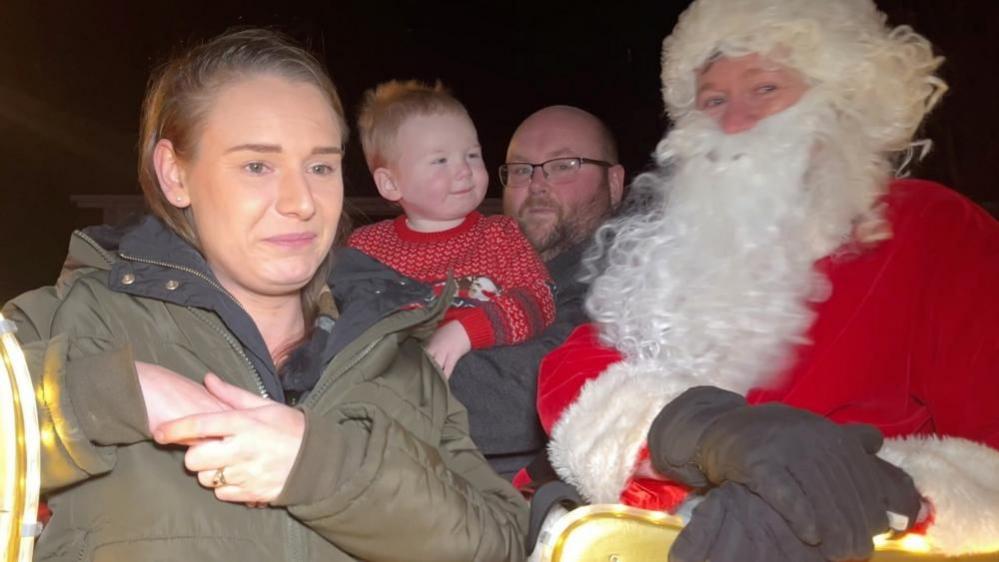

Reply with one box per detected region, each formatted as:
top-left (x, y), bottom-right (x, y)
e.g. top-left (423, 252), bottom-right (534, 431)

top-left (425, 321), bottom-right (472, 379)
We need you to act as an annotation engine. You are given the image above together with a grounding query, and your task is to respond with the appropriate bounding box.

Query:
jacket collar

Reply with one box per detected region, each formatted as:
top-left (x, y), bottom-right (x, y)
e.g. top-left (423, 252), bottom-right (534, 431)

top-left (328, 248), bottom-right (436, 350)
top-left (76, 218), bottom-right (449, 403)
top-left (93, 216), bottom-right (283, 399)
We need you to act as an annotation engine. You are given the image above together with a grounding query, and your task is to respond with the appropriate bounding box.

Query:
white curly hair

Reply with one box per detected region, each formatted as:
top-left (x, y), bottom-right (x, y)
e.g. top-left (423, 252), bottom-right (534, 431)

top-left (662, 0), bottom-right (946, 236)
top-left (582, 0), bottom-right (951, 374)
top-left (585, 95), bottom-right (833, 381)
top-left (663, 0), bottom-right (946, 138)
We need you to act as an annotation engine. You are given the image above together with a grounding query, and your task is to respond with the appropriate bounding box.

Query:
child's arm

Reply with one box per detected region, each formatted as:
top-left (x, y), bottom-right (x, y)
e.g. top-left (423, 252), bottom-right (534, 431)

top-left (446, 217), bottom-right (556, 348)
top-left (424, 321), bottom-right (471, 379)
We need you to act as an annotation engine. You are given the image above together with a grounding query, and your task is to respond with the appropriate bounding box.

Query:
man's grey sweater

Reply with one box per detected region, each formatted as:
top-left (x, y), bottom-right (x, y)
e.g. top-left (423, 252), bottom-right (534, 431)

top-left (449, 245), bottom-right (590, 478)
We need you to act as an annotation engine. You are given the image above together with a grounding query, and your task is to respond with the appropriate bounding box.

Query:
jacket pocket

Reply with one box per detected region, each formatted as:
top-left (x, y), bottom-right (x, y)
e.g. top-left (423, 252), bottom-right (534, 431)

top-left (91, 536), bottom-right (264, 561)
top-left (33, 528), bottom-right (89, 562)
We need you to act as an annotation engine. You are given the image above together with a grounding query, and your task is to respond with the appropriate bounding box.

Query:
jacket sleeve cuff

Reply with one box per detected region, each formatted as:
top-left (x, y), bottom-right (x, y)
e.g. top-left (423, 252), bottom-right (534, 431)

top-left (35, 335), bottom-right (122, 481)
top-left (64, 346), bottom-right (151, 445)
top-left (272, 406), bottom-right (369, 508)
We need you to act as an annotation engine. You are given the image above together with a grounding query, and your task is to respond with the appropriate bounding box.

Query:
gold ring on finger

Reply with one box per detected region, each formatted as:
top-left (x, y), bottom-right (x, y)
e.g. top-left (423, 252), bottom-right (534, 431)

top-left (211, 467), bottom-right (228, 488)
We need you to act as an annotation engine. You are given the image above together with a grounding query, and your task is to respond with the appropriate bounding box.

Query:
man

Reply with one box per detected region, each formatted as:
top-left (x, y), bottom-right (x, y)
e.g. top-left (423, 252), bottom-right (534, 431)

top-left (501, 105), bottom-right (625, 263)
top-left (449, 105), bottom-right (624, 478)
top-left (535, 0), bottom-right (999, 560)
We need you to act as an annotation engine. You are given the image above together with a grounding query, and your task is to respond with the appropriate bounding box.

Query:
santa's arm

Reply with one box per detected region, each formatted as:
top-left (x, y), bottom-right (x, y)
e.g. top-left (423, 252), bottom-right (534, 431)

top-left (550, 367), bottom-right (999, 556)
top-left (548, 360), bottom-right (702, 503)
top-left (914, 181), bottom-right (999, 450)
top-left (892, 186), bottom-right (999, 555)
top-left (540, 325), bottom-right (699, 502)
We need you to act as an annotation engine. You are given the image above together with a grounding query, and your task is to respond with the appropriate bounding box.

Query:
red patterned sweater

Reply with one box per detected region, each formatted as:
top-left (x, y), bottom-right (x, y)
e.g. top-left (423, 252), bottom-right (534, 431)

top-left (347, 212), bottom-right (556, 349)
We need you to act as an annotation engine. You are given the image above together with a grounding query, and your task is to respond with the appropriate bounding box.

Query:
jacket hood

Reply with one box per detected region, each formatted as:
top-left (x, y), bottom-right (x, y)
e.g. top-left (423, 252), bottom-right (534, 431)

top-left (328, 247), bottom-right (439, 345)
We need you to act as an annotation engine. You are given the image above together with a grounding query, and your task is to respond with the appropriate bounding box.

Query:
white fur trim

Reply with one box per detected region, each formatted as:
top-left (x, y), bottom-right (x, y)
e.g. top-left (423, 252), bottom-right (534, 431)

top-left (548, 360), bottom-right (701, 503)
top-left (880, 435), bottom-right (999, 555)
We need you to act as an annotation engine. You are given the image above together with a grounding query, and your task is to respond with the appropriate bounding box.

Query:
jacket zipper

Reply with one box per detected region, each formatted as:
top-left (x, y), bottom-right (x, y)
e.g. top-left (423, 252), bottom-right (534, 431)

top-left (117, 252), bottom-right (270, 399)
top-left (74, 230), bottom-right (117, 267)
top-left (303, 282), bottom-right (453, 407)
top-left (189, 308), bottom-right (270, 399)
top-left (302, 338), bottom-right (380, 408)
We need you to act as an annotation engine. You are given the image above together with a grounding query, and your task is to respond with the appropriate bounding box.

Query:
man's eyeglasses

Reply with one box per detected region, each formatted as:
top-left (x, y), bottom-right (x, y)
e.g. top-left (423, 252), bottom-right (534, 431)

top-left (498, 157), bottom-right (612, 188)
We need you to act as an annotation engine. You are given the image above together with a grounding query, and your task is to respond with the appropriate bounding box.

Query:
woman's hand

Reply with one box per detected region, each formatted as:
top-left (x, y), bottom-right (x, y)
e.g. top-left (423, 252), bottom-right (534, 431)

top-left (424, 321), bottom-right (472, 379)
top-left (135, 361), bottom-right (230, 437)
top-left (153, 373), bottom-right (305, 504)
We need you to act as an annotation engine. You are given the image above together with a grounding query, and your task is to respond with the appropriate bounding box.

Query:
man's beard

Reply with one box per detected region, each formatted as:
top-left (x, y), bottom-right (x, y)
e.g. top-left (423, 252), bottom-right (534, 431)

top-left (518, 182), bottom-right (612, 261)
top-left (585, 92), bottom-right (867, 393)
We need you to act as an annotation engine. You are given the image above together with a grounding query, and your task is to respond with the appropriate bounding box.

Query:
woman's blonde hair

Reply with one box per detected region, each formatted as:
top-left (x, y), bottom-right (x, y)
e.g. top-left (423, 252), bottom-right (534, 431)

top-left (137, 28), bottom-right (349, 323)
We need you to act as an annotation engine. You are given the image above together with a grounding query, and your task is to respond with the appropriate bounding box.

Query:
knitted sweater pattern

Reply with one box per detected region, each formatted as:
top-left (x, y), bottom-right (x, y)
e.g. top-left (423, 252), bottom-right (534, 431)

top-left (348, 212), bottom-right (555, 348)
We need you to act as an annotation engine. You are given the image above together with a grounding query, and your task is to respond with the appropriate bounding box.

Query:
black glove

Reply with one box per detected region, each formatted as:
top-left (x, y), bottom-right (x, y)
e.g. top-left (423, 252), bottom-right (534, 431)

top-left (649, 386), bottom-right (922, 560)
top-left (670, 482), bottom-right (826, 562)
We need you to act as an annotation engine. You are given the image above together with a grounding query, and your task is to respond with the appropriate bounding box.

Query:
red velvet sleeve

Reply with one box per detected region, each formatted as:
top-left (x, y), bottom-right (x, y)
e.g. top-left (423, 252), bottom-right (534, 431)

top-left (536, 324), bottom-right (624, 435)
top-left (906, 181), bottom-right (999, 449)
top-left (535, 324), bottom-right (693, 512)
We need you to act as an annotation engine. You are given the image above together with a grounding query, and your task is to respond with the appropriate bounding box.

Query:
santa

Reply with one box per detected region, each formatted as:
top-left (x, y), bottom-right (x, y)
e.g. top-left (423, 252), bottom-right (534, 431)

top-left (530, 0), bottom-right (999, 559)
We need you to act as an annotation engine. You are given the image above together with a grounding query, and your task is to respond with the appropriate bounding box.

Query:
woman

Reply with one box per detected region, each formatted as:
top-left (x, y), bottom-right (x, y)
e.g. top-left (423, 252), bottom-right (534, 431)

top-left (6, 29), bottom-right (526, 561)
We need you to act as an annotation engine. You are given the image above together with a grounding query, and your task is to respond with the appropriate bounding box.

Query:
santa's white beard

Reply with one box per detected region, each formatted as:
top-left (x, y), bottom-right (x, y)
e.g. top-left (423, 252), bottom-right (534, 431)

top-left (587, 92), bottom-right (862, 393)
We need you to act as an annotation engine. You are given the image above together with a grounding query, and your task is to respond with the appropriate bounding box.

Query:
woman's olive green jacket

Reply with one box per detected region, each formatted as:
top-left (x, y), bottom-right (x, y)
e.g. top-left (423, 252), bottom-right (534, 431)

top-left (4, 217), bottom-right (527, 561)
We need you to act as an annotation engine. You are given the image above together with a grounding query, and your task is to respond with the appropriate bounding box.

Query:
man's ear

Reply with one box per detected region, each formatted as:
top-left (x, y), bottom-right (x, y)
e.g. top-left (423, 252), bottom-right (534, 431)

top-left (372, 167), bottom-right (403, 202)
top-left (607, 164), bottom-right (626, 208)
top-left (153, 139), bottom-right (191, 208)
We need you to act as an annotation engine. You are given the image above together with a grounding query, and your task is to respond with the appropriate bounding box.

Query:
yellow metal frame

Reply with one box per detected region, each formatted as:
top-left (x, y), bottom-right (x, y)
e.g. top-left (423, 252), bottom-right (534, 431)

top-left (536, 504), bottom-right (999, 562)
top-left (0, 314), bottom-right (40, 562)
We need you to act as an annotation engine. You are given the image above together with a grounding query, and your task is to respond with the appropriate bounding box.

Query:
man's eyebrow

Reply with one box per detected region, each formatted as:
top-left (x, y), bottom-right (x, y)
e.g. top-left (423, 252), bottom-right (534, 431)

top-left (508, 147), bottom-right (575, 162)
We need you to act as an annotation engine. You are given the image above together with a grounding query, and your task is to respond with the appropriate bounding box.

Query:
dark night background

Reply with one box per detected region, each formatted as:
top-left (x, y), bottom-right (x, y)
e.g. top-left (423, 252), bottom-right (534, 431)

top-left (1, 1), bottom-right (996, 302)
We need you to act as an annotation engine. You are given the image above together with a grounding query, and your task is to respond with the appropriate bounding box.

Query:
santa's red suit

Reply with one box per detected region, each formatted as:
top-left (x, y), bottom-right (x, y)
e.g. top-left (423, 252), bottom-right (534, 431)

top-left (536, 179), bottom-right (999, 554)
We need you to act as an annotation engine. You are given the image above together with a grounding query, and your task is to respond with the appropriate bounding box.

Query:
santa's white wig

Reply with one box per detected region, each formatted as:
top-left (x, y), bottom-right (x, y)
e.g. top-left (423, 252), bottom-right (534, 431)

top-left (663, 0), bottom-right (945, 140)
top-left (662, 0), bottom-right (946, 236)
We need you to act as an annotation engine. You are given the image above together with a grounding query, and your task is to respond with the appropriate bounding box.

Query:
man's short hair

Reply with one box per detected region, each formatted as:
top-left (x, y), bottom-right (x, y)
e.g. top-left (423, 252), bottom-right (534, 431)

top-left (596, 117), bottom-right (619, 165)
top-left (356, 79), bottom-right (469, 171)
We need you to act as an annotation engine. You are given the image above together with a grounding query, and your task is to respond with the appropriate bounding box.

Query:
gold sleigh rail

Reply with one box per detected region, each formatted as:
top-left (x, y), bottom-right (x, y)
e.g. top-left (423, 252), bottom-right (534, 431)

top-left (536, 504), bottom-right (999, 562)
top-left (0, 313), bottom-right (41, 562)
